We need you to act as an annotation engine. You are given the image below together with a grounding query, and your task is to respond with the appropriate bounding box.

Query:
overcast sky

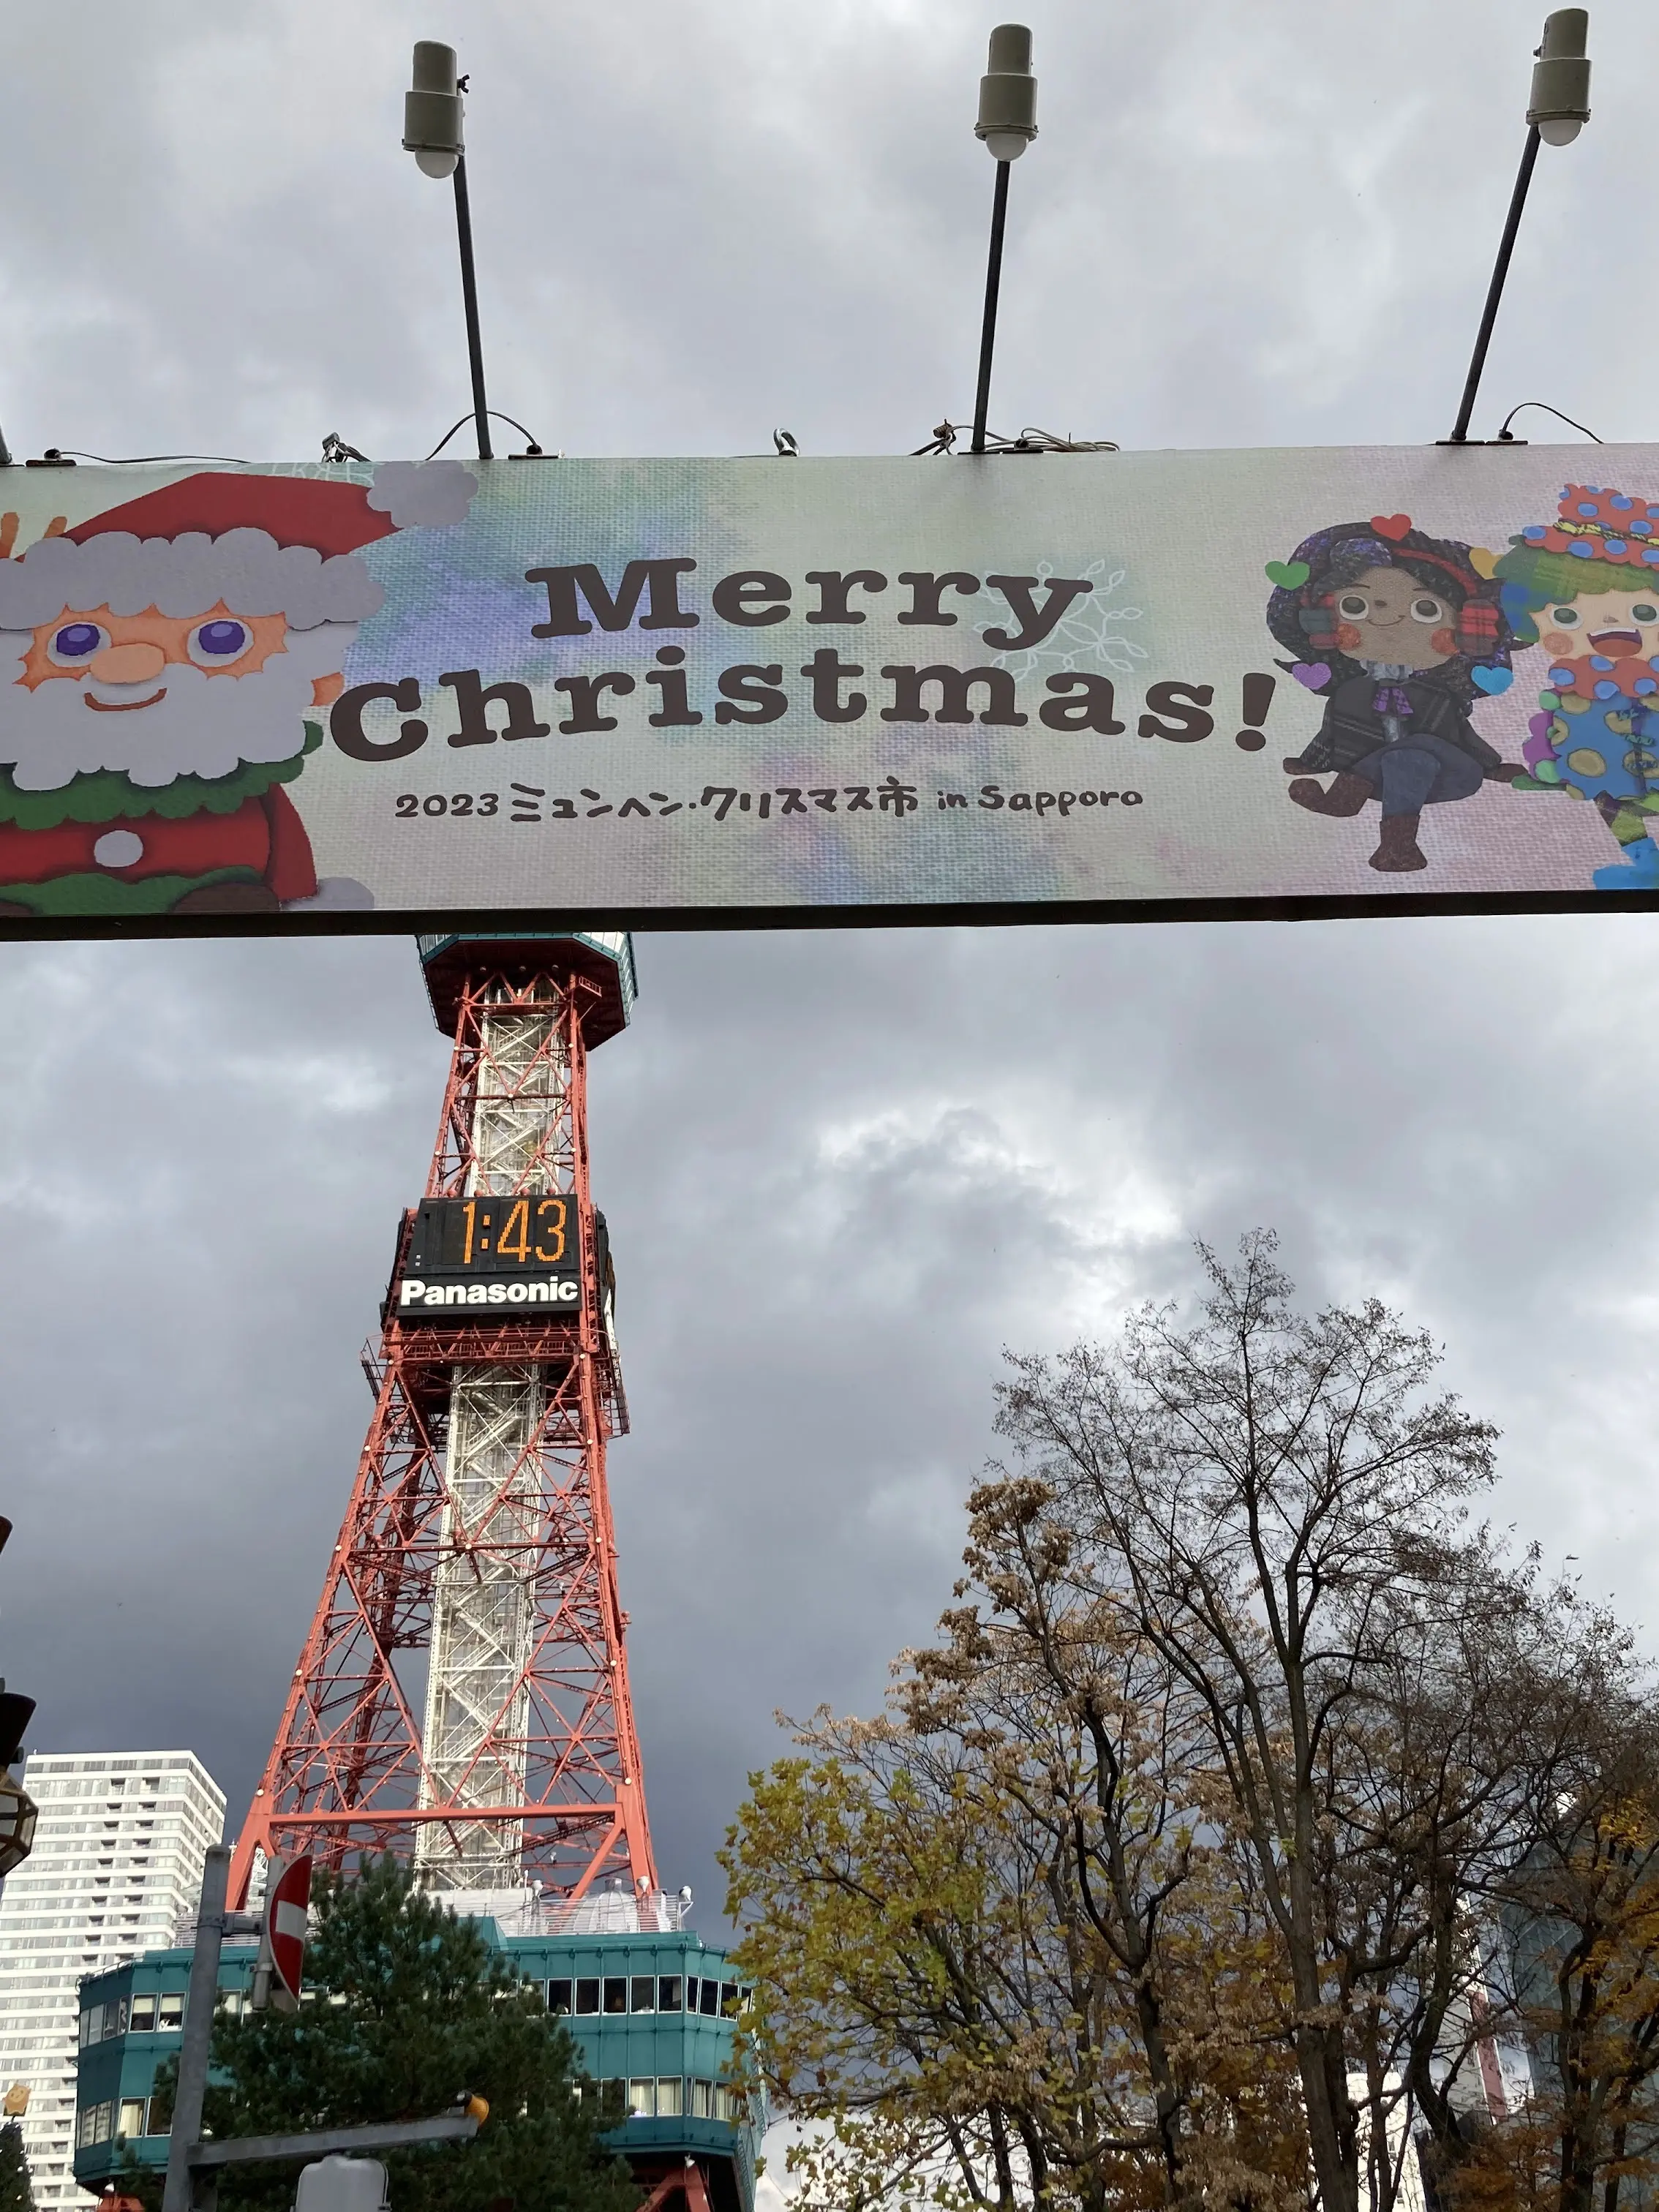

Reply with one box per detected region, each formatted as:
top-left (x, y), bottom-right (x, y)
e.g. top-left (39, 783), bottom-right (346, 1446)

top-left (2, 0), bottom-right (1658, 1931)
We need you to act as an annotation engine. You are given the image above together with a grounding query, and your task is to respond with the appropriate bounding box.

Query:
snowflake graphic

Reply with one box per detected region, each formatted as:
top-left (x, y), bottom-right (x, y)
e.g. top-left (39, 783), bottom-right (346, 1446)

top-left (974, 558), bottom-right (1147, 680)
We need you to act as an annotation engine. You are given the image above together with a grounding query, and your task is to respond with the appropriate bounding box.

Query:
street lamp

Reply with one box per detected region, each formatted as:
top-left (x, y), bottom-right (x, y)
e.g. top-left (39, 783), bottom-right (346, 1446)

top-left (969, 25), bottom-right (1037, 456)
top-left (1445, 10), bottom-right (1591, 444)
top-left (402, 41), bottom-right (493, 461)
top-left (0, 1768), bottom-right (37, 1881)
top-left (0, 1519), bottom-right (36, 1878)
top-left (0, 1677), bottom-right (35, 1876)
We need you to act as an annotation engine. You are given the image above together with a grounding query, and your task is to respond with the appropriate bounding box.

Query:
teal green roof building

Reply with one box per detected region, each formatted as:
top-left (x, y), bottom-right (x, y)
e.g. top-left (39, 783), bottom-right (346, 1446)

top-left (72, 1922), bottom-right (761, 2212)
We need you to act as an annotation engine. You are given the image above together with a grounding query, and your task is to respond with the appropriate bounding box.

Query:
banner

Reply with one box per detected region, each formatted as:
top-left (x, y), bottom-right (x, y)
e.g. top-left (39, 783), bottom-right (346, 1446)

top-left (4, 447), bottom-right (1659, 928)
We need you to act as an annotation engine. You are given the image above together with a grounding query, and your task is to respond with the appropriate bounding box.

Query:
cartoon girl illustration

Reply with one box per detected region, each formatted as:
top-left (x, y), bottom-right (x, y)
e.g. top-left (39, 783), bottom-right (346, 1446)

top-left (1494, 484), bottom-right (1659, 891)
top-left (1265, 519), bottom-right (1522, 872)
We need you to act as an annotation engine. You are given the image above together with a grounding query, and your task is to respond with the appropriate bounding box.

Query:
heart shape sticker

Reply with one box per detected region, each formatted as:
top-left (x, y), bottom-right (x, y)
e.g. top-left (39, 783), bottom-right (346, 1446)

top-left (1469, 546), bottom-right (1499, 579)
top-left (1471, 665), bottom-right (1513, 696)
top-left (1265, 560), bottom-right (1310, 590)
top-left (1371, 514), bottom-right (1412, 541)
top-left (1291, 662), bottom-right (1331, 690)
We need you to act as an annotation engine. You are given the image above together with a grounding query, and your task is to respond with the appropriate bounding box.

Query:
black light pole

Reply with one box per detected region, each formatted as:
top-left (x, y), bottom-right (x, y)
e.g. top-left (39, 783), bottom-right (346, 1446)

top-left (403, 40), bottom-right (493, 461)
top-left (450, 156), bottom-right (492, 460)
top-left (1446, 10), bottom-right (1591, 445)
top-left (970, 26), bottom-right (1037, 456)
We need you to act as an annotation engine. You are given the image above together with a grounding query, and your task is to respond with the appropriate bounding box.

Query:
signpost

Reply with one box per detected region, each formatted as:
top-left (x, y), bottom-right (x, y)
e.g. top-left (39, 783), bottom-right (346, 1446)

top-left (256, 1854), bottom-right (312, 2014)
top-left (163, 1849), bottom-right (482, 2212)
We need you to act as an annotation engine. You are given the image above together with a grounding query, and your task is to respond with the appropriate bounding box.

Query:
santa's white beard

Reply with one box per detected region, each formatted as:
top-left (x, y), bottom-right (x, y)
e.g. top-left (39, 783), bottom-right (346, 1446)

top-left (0, 637), bottom-right (344, 791)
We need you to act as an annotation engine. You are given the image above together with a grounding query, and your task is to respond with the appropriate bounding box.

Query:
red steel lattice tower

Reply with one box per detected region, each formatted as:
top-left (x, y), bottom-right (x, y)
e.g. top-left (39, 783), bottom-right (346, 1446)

top-left (230, 931), bottom-right (657, 1914)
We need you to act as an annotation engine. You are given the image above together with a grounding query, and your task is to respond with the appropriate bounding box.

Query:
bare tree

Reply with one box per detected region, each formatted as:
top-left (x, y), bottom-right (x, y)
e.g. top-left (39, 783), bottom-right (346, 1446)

top-left (994, 1232), bottom-right (1503, 2212)
top-left (727, 1230), bottom-right (1655, 2212)
top-left (1475, 1664), bottom-right (1659, 2212)
top-left (1318, 1540), bottom-right (1608, 2211)
top-left (723, 1540), bottom-right (1302, 2212)
top-left (723, 1696), bottom-right (1166, 2212)
top-left (905, 1472), bottom-right (1301, 2211)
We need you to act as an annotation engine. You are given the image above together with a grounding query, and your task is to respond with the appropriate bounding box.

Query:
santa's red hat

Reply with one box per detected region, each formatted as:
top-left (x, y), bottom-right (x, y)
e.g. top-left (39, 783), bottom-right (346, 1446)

top-left (64, 472), bottom-right (397, 556)
top-left (0, 461), bottom-right (475, 633)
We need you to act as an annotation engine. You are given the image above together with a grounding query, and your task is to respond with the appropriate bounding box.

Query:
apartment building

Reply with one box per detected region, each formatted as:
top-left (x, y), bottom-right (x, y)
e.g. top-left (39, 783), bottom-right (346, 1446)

top-left (0, 1751), bottom-right (224, 2211)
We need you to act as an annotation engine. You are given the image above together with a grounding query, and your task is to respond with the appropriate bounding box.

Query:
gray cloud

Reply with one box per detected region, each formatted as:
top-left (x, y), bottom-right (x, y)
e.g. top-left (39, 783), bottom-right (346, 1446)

top-left (4, 1), bottom-right (1652, 461)
top-left (1, 0), bottom-right (1657, 1924)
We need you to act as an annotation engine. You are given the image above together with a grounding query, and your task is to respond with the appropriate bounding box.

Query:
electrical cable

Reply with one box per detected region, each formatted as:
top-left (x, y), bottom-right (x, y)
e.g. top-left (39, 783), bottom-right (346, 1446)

top-left (424, 410), bottom-right (546, 460)
top-left (34, 449), bottom-right (251, 464)
top-left (1019, 425), bottom-right (1120, 452)
top-left (913, 420), bottom-right (1118, 456)
top-left (1496, 401), bottom-right (1601, 443)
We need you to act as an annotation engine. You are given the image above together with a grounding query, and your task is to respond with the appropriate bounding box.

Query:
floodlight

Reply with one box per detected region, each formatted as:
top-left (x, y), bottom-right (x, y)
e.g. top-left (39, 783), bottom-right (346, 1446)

top-left (968, 26), bottom-right (1037, 451)
top-left (399, 42), bottom-right (493, 459)
top-left (1445, 8), bottom-right (1593, 440)
top-left (1528, 9), bottom-right (1591, 144)
top-left (976, 24), bottom-right (1037, 162)
top-left (404, 42), bottom-right (464, 178)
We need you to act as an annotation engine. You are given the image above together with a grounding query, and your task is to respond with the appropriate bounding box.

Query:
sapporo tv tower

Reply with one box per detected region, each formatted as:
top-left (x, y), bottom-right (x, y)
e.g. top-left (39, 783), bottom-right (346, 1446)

top-left (229, 930), bottom-right (661, 1919)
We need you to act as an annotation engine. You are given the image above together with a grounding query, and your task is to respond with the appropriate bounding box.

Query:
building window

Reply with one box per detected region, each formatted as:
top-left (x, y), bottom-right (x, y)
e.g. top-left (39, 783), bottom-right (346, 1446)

top-left (602, 1978), bottom-right (626, 2015)
top-left (720, 1984), bottom-right (739, 2019)
top-left (627, 2080), bottom-right (655, 2118)
top-left (546, 1980), bottom-right (572, 2016)
top-left (715, 2085), bottom-right (737, 2122)
top-left (630, 1977), bottom-right (654, 2014)
top-left (655, 2077), bottom-right (683, 2117)
top-left (117, 2100), bottom-right (146, 2140)
top-left (102, 2000), bottom-right (127, 2040)
top-left (574, 1980), bottom-right (600, 2017)
top-left (158, 1995), bottom-right (184, 2030)
top-left (129, 1996), bottom-right (157, 2032)
top-left (657, 1976), bottom-right (682, 2012)
top-left (684, 1976), bottom-right (698, 2013)
top-left (690, 2080), bottom-right (713, 2119)
top-left (77, 2008), bottom-right (100, 2050)
top-left (699, 1981), bottom-right (718, 2017)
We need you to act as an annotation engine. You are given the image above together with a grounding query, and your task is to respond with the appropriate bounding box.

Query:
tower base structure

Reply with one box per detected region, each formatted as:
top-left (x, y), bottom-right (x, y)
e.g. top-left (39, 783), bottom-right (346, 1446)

top-left (233, 931), bottom-right (656, 1917)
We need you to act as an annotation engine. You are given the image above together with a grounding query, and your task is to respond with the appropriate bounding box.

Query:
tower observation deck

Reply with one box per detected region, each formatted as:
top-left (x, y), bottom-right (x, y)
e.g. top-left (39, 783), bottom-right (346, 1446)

top-left (230, 931), bottom-right (662, 1923)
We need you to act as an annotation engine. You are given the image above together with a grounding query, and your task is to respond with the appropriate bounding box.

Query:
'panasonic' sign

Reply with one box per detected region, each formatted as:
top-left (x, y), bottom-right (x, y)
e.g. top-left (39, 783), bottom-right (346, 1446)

top-left (399, 1276), bottom-right (579, 1312)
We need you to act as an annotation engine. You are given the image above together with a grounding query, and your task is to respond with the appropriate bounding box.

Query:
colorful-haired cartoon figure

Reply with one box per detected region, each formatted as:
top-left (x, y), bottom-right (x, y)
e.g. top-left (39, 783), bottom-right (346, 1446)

top-left (1493, 484), bottom-right (1659, 892)
top-left (1265, 519), bottom-right (1521, 872)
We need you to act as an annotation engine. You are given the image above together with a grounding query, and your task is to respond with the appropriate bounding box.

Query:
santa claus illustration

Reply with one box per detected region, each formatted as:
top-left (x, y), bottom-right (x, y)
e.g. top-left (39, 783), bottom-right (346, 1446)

top-left (0, 460), bottom-right (474, 916)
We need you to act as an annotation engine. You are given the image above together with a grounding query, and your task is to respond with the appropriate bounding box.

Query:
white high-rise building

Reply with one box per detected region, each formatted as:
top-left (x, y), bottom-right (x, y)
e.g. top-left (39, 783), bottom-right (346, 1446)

top-left (0, 1752), bottom-right (225, 2211)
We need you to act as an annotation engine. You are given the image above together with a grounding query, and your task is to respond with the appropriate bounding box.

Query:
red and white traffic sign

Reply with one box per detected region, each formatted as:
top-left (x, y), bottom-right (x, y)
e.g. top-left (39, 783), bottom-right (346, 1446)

top-left (263, 1855), bottom-right (313, 2006)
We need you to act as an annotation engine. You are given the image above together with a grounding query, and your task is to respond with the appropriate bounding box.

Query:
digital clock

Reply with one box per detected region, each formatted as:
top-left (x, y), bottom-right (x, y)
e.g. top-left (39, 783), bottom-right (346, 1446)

top-left (391, 1195), bottom-right (583, 1323)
